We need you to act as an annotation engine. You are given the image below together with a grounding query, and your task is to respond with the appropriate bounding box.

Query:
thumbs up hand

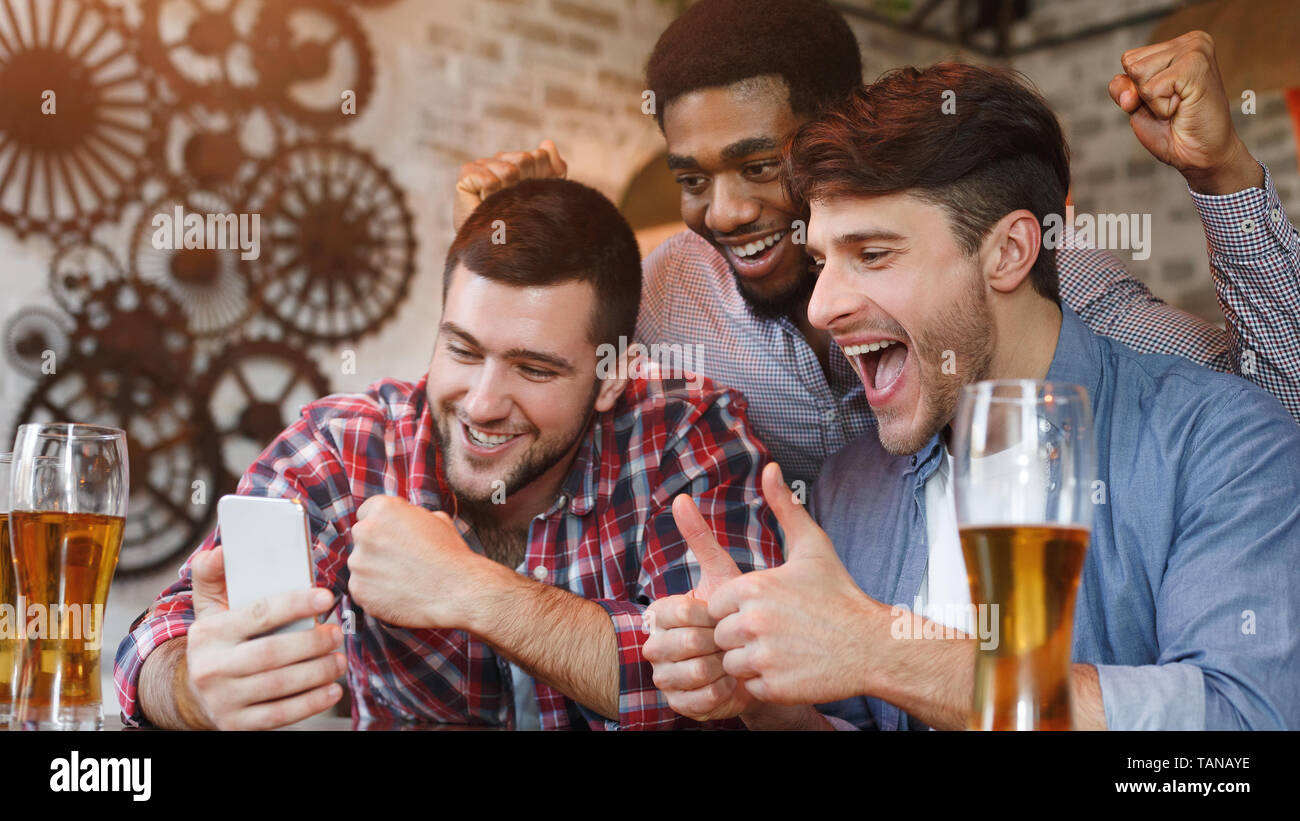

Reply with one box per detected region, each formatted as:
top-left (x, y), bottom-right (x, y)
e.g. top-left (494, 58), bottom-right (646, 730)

top-left (642, 493), bottom-right (755, 722)
top-left (707, 462), bottom-right (887, 706)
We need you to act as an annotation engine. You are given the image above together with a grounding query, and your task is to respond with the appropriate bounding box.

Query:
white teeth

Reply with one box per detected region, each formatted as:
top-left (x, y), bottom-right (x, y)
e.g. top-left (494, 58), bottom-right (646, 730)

top-left (467, 426), bottom-right (517, 447)
top-left (842, 339), bottom-right (898, 357)
top-left (732, 230), bottom-right (786, 258)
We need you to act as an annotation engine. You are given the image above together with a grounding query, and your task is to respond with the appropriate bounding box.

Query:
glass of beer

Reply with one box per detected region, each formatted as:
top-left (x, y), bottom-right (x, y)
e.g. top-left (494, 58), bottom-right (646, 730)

top-left (1, 452), bottom-right (15, 728)
top-left (951, 380), bottom-right (1095, 731)
top-left (8, 424), bottom-right (128, 731)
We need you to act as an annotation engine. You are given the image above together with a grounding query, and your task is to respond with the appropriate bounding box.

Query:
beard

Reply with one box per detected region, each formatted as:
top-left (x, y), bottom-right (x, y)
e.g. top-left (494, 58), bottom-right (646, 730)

top-left (734, 257), bottom-right (817, 321)
top-left (433, 380), bottom-right (599, 522)
top-left (875, 267), bottom-right (995, 456)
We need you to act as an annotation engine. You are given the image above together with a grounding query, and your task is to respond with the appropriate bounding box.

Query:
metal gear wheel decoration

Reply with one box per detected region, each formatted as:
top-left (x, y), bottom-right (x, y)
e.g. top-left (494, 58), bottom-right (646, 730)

top-left (243, 140), bottom-right (416, 343)
top-left (196, 339), bottom-right (331, 492)
top-left (158, 100), bottom-right (282, 198)
top-left (0, 0), bottom-right (163, 239)
top-left (136, 0), bottom-right (263, 111)
top-left (48, 240), bottom-right (126, 317)
top-left (249, 0), bottom-right (375, 130)
top-left (129, 189), bottom-right (263, 338)
top-left (70, 278), bottom-right (196, 378)
top-left (3, 307), bottom-right (73, 379)
top-left (15, 357), bottom-right (223, 575)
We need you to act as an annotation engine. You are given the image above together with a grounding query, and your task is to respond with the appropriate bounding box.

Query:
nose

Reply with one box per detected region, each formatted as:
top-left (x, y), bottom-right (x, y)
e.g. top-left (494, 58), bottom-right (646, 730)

top-left (704, 176), bottom-right (761, 236)
top-left (806, 257), bottom-right (866, 332)
top-left (460, 359), bottom-right (513, 423)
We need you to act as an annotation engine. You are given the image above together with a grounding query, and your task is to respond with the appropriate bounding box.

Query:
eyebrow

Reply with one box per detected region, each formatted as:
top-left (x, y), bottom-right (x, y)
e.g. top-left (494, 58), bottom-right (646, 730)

top-left (440, 322), bottom-right (577, 374)
top-left (806, 229), bottom-right (908, 258)
top-left (666, 136), bottom-right (781, 171)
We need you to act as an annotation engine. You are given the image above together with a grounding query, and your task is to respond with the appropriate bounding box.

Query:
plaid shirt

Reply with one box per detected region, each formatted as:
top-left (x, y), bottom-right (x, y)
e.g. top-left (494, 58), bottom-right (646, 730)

top-left (638, 163), bottom-right (1300, 487)
top-left (114, 374), bottom-right (783, 730)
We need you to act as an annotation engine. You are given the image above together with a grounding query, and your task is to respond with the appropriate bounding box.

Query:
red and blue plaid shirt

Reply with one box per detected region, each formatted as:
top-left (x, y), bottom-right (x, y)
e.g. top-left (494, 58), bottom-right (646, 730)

top-left (114, 373), bottom-right (783, 730)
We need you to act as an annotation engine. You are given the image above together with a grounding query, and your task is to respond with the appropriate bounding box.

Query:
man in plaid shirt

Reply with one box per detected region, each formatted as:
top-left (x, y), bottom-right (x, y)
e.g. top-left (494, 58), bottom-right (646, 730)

top-left (455, 0), bottom-right (1300, 490)
top-left (115, 179), bottom-right (783, 730)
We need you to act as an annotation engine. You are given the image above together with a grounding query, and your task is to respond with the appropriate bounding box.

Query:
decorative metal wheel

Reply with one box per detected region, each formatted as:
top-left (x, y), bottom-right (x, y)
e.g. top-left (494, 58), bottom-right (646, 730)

top-left (14, 357), bottom-right (222, 575)
top-left (158, 100), bottom-right (281, 198)
top-left (49, 240), bottom-right (126, 316)
top-left (249, 0), bottom-right (374, 130)
top-left (243, 140), bottom-right (415, 344)
top-left (129, 189), bottom-right (262, 338)
top-left (3, 306), bottom-right (73, 379)
top-left (70, 278), bottom-right (196, 379)
top-left (0, 0), bottom-right (161, 238)
top-left (136, 0), bottom-right (262, 110)
top-left (196, 338), bottom-right (331, 492)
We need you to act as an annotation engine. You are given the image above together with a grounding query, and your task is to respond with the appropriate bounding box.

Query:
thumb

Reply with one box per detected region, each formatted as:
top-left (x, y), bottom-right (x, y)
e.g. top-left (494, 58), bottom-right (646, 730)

top-left (761, 462), bottom-right (832, 561)
top-left (671, 493), bottom-right (740, 600)
top-left (190, 545), bottom-right (229, 619)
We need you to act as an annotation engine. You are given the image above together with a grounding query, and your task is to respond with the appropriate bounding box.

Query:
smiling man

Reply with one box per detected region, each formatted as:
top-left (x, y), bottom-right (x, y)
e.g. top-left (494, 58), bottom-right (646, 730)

top-left (115, 178), bottom-right (782, 731)
top-left (455, 2), bottom-right (1300, 491)
top-left (645, 64), bottom-right (1300, 731)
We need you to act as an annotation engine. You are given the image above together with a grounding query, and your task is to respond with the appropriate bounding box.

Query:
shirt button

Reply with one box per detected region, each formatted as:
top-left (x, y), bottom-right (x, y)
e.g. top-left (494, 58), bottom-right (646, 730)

top-left (823, 408), bottom-right (837, 421)
top-left (1271, 208), bottom-right (1283, 224)
top-left (1240, 217), bottom-right (1256, 234)
top-left (532, 565), bottom-right (548, 582)
top-left (909, 455), bottom-right (918, 467)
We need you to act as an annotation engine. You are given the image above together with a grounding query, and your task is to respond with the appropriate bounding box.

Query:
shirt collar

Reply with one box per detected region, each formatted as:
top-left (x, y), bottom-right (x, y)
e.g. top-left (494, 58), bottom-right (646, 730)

top-left (1044, 304), bottom-right (1103, 406)
top-left (906, 304), bottom-right (1100, 480)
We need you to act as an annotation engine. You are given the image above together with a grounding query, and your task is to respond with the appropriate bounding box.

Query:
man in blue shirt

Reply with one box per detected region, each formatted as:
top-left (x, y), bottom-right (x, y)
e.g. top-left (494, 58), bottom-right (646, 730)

top-left (642, 61), bottom-right (1300, 730)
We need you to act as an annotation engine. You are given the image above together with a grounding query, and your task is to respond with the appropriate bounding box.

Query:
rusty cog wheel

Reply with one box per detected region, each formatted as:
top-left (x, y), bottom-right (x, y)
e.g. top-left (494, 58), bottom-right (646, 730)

top-left (136, 0), bottom-right (263, 112)
top-left (0, 0), bottom-right (164, 239)
top-left (70, 278), bottom-right (196, 379)
top-left (249, 0), bottom-right (375, 130)
top-left (243, 139), bottom-right (416, 344)
top-left (3, 306), bottom-right (74, 379)
top-left (129, 189), bottom-right (264, 338)
top-left (13, 356), bottom-right (222, 575)
top-left (196, 338), bottom-right (332, 493)
top-left (49, 240), bottom-right (127, 317)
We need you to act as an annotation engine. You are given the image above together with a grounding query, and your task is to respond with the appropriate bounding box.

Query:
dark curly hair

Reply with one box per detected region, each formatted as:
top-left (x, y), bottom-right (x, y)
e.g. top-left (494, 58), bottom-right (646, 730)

top-left (645, 0), bottom-right (862, 130)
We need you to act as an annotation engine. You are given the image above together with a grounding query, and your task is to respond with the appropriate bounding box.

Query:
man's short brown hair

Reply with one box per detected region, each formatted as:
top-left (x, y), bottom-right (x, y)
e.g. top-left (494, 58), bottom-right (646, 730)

top-left (785, 63), bottom-right (1071, 303)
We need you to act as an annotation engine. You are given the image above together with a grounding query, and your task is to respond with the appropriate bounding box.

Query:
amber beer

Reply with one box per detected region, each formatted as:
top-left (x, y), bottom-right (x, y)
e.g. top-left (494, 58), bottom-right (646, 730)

top-left (0, 512), bottom-right (15, 725)
top-left (9, 511), bottom-right (124, 715)
top-left (961, 523), bottom-right (1089, 730)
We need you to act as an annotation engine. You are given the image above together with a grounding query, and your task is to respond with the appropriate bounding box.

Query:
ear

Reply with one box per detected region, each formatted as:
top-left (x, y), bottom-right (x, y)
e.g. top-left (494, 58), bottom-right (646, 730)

top-left (592, 347), bottom-right (632, 413)
top-left (981, 209), bottom-right (1042, 295)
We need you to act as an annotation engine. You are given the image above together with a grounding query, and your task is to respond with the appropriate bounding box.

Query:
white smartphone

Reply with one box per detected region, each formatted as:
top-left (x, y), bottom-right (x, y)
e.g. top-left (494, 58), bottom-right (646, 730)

top-left (217, 494), bottom-right (317, 636)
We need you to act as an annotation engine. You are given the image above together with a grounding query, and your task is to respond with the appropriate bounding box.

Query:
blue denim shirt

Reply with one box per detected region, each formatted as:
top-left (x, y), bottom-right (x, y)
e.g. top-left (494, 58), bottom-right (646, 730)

top-left (813, 306), bottom-right (1300, 730)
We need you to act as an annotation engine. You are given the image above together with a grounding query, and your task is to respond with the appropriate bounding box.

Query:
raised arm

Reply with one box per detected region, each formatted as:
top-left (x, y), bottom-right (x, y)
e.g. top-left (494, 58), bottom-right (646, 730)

top-left (1063, 31), bottom-right (1300, 420)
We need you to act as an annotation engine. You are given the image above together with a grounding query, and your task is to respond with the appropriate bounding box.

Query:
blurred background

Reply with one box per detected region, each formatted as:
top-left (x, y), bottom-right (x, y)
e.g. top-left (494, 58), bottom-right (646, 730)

top-left (0, 0), bottom-right (1295, 707)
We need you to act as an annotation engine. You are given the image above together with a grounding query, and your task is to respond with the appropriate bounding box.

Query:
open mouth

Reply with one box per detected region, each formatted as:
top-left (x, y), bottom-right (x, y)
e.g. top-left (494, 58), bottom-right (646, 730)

top-left (842, 339), bottom-right (909, 401)
top-left (721, 228), bottom-right (788, 276)
top-left (461, 421), bottom-right (525, 453)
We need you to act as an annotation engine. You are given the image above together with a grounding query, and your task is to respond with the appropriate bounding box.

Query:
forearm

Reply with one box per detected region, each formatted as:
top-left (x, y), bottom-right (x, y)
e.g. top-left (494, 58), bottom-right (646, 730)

top-left (868, 625), bottom-right (1107, 731)
top-left (137, 637), bottom-right (214, 730)
top-left (463, 562), bottom-right (620, 720)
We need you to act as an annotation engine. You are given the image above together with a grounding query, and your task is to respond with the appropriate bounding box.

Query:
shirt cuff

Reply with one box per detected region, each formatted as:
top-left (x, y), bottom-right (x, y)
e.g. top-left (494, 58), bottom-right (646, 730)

top-left (112, 605), bottom-right (195, 728)
top-left (581, 599), bottom-right (680, 730)
top-left (1190, 162), bottom-right (1296, 259)
top-left (1094, 662), bottom-right (1206, 730)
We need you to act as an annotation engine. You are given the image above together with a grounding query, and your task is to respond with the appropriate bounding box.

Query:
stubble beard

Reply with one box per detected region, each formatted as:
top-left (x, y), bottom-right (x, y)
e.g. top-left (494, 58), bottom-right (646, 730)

top-left (876, 269), bottom-right (995, 456)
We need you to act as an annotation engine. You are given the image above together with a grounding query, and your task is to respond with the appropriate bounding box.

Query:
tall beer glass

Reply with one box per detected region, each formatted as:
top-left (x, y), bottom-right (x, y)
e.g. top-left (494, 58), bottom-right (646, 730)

top-left (9, 424), bottom-right (128, 730)
top-left (0, 453), bottom-right (14, 728)
top-left (951, 381), bottom-right (1095, 730)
